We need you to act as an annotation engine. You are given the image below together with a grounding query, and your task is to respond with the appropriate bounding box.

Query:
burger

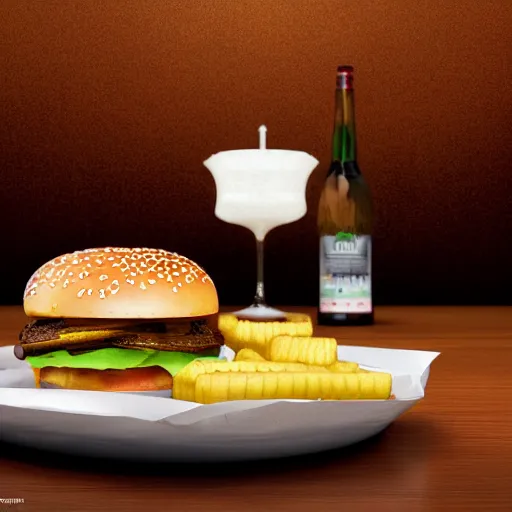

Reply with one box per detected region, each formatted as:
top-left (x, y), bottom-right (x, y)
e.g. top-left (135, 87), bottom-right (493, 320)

top-left (14, 247), bottom-right (224, 394)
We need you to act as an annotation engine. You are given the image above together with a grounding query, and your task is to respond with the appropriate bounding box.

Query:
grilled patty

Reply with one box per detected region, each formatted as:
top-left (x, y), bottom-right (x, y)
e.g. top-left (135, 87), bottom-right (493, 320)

top-left (15, 318), bottom-right (224, 360)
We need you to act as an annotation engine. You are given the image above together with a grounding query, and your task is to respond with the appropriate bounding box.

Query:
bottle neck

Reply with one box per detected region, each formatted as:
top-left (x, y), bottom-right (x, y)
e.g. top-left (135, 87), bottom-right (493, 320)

top-left (332, 70), bottom-right (357, 164)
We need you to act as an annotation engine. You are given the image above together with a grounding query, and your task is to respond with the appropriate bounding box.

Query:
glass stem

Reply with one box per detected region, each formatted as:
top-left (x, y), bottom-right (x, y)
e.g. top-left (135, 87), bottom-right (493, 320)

top-left (254, 238), bottom-right (266, 306)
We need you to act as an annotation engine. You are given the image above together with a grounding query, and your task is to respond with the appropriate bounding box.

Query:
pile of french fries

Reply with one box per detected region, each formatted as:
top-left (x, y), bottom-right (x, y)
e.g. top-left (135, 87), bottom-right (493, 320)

top-left (173, 329), bottom-right (392, 404)
top-left (218, 312), bottom-right (314, 354)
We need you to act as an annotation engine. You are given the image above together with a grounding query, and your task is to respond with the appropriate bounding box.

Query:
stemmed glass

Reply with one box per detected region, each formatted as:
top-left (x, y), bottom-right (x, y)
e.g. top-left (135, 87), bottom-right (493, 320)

top-left (204, 126), bottom-right (319, 321)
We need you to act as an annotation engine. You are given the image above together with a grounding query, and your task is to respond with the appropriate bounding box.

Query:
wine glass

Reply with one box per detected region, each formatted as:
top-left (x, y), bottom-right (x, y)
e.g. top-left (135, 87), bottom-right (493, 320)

top-left (203, 126), bottom-right (319, 321)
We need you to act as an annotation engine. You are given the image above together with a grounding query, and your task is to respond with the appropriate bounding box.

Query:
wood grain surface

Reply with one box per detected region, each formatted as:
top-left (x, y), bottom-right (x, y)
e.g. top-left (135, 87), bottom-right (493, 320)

top-left (1, 306), bottom-right (511, 511)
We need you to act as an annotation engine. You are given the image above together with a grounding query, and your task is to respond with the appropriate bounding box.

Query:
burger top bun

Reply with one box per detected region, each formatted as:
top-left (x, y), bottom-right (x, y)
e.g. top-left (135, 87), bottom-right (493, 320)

top-left (23, 247), bottom-right (219, 319)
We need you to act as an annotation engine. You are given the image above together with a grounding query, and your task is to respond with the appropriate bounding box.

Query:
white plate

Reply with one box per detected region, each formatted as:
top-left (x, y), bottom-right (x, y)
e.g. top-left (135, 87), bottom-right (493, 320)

top-left (0, 344), bottom-right (439, 462)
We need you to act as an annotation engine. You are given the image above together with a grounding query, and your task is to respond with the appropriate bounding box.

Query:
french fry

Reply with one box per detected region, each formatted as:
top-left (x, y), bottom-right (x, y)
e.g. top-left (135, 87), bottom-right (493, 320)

top-left (268, 336), bottom-right (338, 366)
top-left (231, 347), bottom-right (361, 373)
top-left (191, 360), bottom-right (325, 373)
top-left (218, 313), bottom-right (313, 355)
top-left (192, 371), bottom-right (392, 404)
top-left (328, 361), bottom-right (361, 373)
top-left (174, 360), bottom-right (333, 402)
top-left (234, 348), bottom-right (267, 362)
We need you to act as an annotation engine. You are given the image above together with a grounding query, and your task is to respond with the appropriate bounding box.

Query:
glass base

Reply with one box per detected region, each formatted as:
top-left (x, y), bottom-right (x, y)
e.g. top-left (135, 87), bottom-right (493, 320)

top-left (232, 304), bottom-right (287, 322)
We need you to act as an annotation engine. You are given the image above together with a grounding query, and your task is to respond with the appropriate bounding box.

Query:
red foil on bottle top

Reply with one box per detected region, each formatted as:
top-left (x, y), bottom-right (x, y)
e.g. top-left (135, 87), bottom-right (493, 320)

top-left (336, 66), bottom-right (354, 90)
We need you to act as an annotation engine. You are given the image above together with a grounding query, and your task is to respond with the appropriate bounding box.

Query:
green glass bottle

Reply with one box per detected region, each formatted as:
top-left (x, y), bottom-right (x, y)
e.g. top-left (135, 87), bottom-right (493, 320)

top-left (317, 65), bottom-right (374, 326)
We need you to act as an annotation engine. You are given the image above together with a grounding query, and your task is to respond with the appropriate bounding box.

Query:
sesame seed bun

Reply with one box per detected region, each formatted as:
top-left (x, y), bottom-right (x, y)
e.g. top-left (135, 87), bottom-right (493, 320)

top-left (23, 247), bottom-right (219, 319)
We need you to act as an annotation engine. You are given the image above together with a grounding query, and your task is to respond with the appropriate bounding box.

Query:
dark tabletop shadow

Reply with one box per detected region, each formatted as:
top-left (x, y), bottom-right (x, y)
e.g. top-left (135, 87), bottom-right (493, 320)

top-left (1, 415), bottom-right (447, 482)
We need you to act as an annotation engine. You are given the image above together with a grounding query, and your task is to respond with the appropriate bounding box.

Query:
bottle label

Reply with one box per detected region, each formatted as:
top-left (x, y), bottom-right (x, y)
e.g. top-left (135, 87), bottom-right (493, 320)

top-left (319, 233), bottom-right (372, 314)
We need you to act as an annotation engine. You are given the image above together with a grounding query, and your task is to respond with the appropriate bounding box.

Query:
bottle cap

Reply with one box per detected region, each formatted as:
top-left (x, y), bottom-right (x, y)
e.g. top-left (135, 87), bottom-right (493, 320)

top-left (336, 65), bottom-right (354, 90)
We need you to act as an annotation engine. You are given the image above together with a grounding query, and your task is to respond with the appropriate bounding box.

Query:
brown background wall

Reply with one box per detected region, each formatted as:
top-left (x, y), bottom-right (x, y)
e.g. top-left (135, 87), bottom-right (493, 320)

top-left (1, 0), bottom-right (511, 307)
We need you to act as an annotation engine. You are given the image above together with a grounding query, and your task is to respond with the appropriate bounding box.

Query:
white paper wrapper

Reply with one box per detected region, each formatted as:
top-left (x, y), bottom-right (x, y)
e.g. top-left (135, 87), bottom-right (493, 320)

top-left (0, 344), bottom-right (439, 461)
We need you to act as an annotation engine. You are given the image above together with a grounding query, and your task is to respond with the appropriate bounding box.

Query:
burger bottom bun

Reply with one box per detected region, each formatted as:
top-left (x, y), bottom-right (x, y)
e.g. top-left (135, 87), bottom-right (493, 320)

top-left (38, 366), bottom-right (173, 392)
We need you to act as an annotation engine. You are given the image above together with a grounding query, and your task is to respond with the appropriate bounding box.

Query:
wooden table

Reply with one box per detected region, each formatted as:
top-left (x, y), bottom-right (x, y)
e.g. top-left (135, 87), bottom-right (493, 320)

top-left (1, 306), bottom-right (511, 511)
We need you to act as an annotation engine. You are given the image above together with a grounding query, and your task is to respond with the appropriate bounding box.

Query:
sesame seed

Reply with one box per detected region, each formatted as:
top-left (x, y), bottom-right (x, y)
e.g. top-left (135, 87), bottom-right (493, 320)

top-left (99, 275), bottom-right (108, 281)
top-left (110, 280), bottom-right (120, 294)
top-left (140, 282), bottom-right (147, 290)
top-left (77, 288), bottom-right (86, 298)
top-left (172, 286), bottom-right (178, 293)
top-left (99, 289), bottom-right (106, 299)
top-left (148, 279), bottom-right (156, 285)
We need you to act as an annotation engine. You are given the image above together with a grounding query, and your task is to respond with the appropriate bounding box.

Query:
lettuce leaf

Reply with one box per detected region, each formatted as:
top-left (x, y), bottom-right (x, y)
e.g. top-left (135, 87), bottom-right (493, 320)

top-left (26, 348), bottom-right (217, 376)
